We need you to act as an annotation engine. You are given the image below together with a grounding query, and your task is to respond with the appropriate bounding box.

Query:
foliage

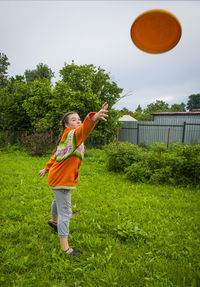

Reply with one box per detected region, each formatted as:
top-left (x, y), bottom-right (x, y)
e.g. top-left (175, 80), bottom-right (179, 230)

top-left (132, 104), bottom-right (143, 120)
top-left (120, 107), bottom-right (135, 118)
top-left (0, 149), bottom-right (199, 286)
top-left (22, 78), bottom-right (53, 128)
top-left (172, 143), bottom-right (200, 184)
top-left (0, 60), bottom-right (123, 148)
top-left (170, 102), bottom-right (186, 112)
top-left (0, 52), bottom-right (10, 89)
top-left (104, 142), bottom-right (143, 172)
top-left (120, 105), bottom-right (146, 121)
top-left (22, 122), bottom-right (54, 156)
top-left (105, 142), bottom-right (200, 186)
top-left (47, 61), bottom-right (123, 146)
top-left (141, 100), bottom-right (170, 121)
top-left (114, 220), bottom-right (147, 242)
top-left (24, 63), bottom-right (55, 82)
top-left (120, 101), bottom-right (187, 121)
top-left (0, 77), bottom-right (53, 131)
top-left (187, 93), bottom-right (200, 111)
top-left (120, 100), bottom-right (171, 121)
top-left (0, 78), bottom-right (31, 131)
top-left (0, 130), bottom-right (6, 147)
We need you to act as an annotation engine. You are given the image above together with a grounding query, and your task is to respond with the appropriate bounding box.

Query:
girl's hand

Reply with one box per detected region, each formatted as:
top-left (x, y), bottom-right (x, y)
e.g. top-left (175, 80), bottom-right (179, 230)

top-left (101, 102), bottom-right (109, 110)
top-left (39, 168), bottom-right (47, 178)
top-left (92, 102), bottom-right (109, 122)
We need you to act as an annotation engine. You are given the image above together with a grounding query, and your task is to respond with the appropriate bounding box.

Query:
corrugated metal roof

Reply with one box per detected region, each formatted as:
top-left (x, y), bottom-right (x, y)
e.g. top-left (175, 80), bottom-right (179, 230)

top-left (151, 111), bottom-right (200, 116)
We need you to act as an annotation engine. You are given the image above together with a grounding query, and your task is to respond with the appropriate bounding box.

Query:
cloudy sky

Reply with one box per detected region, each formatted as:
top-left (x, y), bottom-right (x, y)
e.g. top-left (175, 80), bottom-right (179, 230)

top-left (1, 1), bottom-right (200, 111)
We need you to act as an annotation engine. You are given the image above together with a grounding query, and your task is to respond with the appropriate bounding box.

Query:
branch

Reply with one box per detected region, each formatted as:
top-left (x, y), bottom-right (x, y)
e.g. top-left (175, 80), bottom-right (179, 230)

top-left (115, 91), bottom-right (133, 104)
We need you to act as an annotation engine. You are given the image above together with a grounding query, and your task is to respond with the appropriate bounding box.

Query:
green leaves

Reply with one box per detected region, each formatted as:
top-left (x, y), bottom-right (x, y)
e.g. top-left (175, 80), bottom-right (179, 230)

top-left (52, 61), bottom-right (123, 146)
top-left (24, 63), bottom-right (55, 82)
top-left (0, 79), bottom-right (31, 131)
top-left (187, 94), bottom-right (200, 111)
top-left (0, 52), bottom-right (10, 89)
top-left (105, 142), bottom-right (200, 186)
top-left (22, 79), bottom-right (53, 128)
top-left (115, 220), bottom-right (147, 242)
top-left (1, 61), bottom-right (123, 148)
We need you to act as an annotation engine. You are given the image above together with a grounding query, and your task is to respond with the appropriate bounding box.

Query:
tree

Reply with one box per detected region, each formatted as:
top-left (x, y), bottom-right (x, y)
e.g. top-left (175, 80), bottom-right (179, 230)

top-left (139, 100), bottom-right (170, 121)
top-left (170, 102), bottom-right (186, 112)
top-left (22, 78), bottom-right (53, 128)
top-left (145, 100), bottom-right (169, 113)
top-left (24, 63), bottom-right (55, 83)
top-left (0, 77), bottom-right (53, 132)
top-left (187, 94), bottom-right (200, 111)
top-left (10, 75), bottom-right (25, 83)
top-left (0, 53), bottom-right (10, 89)
top-left (0, 61), bottom-right (123, 147)
top-left (135, 105), bottom-right (142, 113)
top-left (46, 61), bottom-right (123, 145)
top-left (132, 105), bottom-right (143, 120)
top-left (0, 79), bottom-right (31, 131)
top-left (120, 107), bottom-right (135, 117)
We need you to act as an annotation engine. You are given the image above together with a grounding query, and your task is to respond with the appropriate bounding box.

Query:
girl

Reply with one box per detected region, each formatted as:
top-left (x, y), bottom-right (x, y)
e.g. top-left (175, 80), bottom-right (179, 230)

top-left (39, 103), bottom-right (109, 256)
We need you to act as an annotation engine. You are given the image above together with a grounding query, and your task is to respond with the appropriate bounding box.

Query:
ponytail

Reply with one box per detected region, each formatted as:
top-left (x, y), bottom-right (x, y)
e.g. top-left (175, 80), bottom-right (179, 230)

top-left (54, 111), bottom-right (77, 153)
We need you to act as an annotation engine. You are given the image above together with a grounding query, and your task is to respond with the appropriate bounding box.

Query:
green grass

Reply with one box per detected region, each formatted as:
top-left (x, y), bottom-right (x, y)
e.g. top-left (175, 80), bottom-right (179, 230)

top-left (0, 146), bottom-right (200, 287)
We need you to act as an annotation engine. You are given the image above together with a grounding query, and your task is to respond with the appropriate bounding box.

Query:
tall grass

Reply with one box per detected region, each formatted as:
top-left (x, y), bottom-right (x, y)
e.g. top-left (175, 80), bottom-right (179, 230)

top-left (0, 146), bottom-right (199, 287)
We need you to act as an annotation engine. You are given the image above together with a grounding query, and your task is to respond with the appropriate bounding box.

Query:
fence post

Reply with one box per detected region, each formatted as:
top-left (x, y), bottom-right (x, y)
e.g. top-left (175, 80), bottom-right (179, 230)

top-left (137, 123), bottom-right (140, 145)
top-left (5, 130), bottom-right (9, 147)
top-left (182, 122), bottom-right (186, 143)
top-left (167, 128), bottom-right (170, 149)
top-left (116, 128), bottom-right (119, 146)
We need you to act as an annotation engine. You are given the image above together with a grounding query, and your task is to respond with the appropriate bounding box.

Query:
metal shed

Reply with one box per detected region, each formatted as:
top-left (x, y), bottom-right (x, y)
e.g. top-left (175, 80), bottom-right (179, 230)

top-left (152, 111), bottom-right (200, 124)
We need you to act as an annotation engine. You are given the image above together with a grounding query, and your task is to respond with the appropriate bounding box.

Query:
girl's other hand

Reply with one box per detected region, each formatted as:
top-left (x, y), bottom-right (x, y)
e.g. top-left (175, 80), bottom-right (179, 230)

top-left (39, 168), bottom-right (47, 178)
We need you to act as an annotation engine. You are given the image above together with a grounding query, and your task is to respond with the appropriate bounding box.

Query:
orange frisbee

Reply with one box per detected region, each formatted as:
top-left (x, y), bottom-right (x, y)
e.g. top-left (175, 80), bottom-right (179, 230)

top-left (130, 9), bottom-right (182, 54)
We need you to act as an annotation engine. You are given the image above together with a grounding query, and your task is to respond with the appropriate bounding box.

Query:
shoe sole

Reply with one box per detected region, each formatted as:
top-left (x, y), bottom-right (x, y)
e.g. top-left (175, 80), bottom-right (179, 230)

top-left (48, 220), bottom-right (58, 232)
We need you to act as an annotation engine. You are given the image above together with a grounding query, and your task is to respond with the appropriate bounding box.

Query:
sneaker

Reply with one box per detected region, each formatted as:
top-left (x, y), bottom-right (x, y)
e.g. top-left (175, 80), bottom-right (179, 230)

top-left (48, 220), bottom-right (58, 232)
top-left (66, 248), bottom-right (81, 257)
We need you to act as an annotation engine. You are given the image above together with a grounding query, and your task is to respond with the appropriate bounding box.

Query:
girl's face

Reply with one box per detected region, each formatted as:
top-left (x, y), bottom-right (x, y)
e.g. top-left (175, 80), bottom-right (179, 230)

top-left (65, 113), bottom-right (82, 129)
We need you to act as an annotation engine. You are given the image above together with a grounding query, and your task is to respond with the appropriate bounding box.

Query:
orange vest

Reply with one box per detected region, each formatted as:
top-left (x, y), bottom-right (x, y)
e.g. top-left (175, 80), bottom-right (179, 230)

top-left (45, 113), bottom-right (96, 190)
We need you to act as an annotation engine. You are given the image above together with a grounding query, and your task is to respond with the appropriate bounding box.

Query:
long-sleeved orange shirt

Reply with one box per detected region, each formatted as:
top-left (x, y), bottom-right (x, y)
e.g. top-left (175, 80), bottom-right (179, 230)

top-left (45, 113), bottom-right (96, 190)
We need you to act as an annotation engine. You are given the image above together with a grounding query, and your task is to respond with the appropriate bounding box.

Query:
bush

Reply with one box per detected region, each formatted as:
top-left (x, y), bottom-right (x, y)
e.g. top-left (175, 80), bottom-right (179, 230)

top-left (22, 123), bottom-right (54, 156)
top-left (125, 161), bottom-right (152, 183)
top-left (106, 142), bottom-right (200, 186)
top-left (173, 144), bottom-right (200, 185)
top-left (104, 142), bottom-right (144, 172)
top-left (149, 166), bottom-right (174, 184)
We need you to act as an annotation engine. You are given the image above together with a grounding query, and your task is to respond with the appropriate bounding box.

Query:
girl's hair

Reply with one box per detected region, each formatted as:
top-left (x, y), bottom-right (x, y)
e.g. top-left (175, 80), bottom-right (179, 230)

top-left (54, 111), bottom-right (77, 152)
top-left (61, 111), bottom-right (77, 129)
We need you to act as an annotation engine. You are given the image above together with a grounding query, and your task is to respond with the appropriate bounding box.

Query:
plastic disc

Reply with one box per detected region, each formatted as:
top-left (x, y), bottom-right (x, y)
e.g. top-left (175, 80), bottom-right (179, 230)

top-left (130, 9), bottom-right (182, 54)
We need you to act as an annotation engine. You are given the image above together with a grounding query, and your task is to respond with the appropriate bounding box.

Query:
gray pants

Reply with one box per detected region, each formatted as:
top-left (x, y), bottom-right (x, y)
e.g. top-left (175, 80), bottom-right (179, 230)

top-left (51, 189), bottom-right (72, 238)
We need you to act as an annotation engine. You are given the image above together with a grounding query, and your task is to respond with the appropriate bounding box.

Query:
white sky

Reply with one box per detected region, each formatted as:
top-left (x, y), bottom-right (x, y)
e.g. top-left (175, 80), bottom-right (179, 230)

top-left (1, 1), bottom-right (200, 111)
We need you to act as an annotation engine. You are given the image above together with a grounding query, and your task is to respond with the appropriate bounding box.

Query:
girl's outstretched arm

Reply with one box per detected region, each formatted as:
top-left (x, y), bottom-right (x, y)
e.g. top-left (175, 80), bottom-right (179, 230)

top-left (74, 102), bottom-right (109, 147)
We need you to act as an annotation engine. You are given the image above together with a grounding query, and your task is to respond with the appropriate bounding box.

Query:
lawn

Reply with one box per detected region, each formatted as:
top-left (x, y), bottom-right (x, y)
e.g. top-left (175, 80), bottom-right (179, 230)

top-left (0, 147), bottom-right (199, 287)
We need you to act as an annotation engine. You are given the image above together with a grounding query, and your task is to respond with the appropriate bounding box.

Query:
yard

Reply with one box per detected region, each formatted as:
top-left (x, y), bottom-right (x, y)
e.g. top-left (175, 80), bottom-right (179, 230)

top-left (0, 147), bottom-right (199, 287)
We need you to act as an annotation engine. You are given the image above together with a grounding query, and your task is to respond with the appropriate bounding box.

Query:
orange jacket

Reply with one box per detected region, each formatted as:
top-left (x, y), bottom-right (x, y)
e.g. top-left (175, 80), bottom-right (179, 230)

top-left (45, 113), bottom-right (96, 190)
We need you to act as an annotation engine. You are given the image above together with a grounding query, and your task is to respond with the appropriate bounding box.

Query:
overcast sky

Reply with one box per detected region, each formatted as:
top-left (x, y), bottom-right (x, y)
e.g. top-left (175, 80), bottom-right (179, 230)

top-left (1, 1), bottom-right (200, 111)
